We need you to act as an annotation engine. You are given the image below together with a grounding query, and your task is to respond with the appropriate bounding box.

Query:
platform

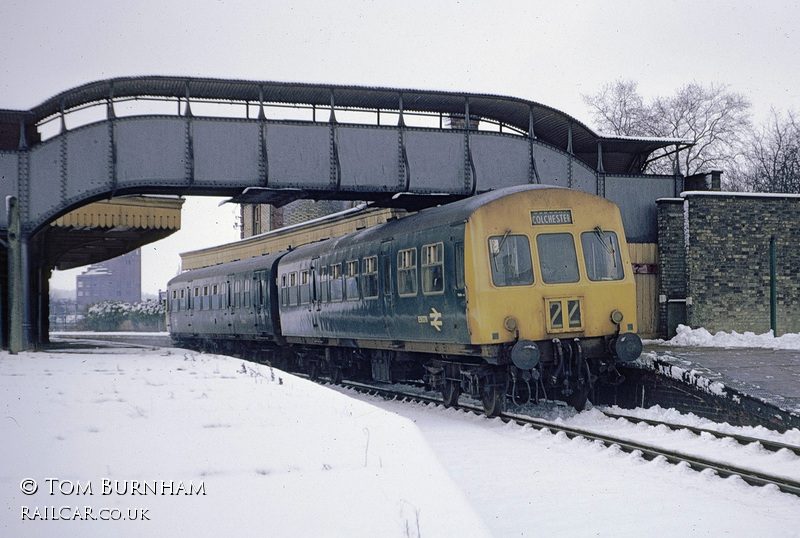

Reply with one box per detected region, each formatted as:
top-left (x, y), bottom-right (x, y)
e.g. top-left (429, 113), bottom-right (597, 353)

top-left (632, 343), bottom-right (800, 430)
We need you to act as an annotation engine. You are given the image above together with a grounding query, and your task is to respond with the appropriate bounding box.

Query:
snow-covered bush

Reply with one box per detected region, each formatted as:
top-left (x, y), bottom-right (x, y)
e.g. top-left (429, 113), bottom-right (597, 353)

top-left (128, 299), bottom-right (166, 331)
top-left (84, 299), bottom-right (165, 331)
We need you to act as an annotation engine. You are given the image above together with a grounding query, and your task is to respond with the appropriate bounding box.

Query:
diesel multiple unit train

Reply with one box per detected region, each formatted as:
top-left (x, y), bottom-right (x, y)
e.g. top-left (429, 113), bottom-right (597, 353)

top-left (167, 185), bottom-right (642, 415)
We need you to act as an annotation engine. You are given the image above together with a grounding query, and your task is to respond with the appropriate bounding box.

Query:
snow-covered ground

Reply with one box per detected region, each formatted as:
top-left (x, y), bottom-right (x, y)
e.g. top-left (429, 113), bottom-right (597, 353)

top-left (642, 325), bottom-right (800, 415)
top-left (2, 332), bottom-right (800, 537)
top-left (649, 324), bottom-right (800, 351)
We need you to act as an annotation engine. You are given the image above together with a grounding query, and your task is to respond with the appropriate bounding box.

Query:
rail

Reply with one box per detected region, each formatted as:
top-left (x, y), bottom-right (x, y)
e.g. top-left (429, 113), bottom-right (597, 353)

top-left (602, 410), bottom-right (800, 456)
top-left (335, 379), bottom-right (800, 498)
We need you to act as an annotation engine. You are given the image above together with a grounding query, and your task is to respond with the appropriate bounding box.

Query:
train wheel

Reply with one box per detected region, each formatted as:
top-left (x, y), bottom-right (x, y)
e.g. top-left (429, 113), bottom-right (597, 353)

top-left (308, 361), bottom-right (320, 381)
top-left (331, 366), bottom-right (343, 385)
top-left (481, 385), bottom-right (506, 417)
top-left (442, 380), bottom-right (461, 408)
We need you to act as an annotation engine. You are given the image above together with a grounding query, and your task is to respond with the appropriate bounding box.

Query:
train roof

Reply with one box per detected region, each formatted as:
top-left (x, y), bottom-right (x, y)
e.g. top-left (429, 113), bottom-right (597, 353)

top-left (167, 251), bottom-right (285, 285)
top-left (281, 184), bottom-right (574, 261)
top-left (170, 184), bottom-right (608, 277)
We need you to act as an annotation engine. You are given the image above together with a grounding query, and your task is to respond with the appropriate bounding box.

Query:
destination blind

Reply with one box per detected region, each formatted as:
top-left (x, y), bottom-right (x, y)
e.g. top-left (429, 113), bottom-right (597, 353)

top-left (530, 210), bottom-right (573, 226)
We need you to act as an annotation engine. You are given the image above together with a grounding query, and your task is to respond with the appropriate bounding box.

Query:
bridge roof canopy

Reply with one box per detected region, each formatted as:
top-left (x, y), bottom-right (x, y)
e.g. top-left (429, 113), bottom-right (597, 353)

top-left (2, 76), bottom-right (686, 175)
top-left (44, 196), bottom-right (184, 270)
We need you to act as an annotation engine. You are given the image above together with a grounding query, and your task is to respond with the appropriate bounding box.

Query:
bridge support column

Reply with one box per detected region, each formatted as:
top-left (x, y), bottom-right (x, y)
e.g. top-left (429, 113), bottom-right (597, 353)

top-left (8, 197), bottom-right (34, 353)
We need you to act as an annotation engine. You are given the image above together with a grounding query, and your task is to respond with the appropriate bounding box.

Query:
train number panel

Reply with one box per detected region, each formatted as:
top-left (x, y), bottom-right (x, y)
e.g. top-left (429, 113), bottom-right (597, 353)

top-left (167, 185), bottom-right (642, 416)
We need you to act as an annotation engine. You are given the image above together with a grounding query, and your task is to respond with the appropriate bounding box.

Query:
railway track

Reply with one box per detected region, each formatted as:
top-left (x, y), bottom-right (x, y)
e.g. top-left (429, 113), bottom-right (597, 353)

top-left (336, 379), bottom-right (800, 498)
top-left (46, 336), bottom-right (800, 498)
top-left (601, 410), bottom-right (800, 457)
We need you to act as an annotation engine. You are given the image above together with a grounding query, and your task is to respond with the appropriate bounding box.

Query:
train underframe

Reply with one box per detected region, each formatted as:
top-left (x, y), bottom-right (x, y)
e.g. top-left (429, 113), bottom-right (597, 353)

top-left (176, 332), bottom-right (639, 416)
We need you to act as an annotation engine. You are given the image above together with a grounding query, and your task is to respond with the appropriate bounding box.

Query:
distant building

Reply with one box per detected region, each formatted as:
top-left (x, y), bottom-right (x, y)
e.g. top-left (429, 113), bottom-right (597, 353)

top-left (76, 249), bottom-right (142, 312)
top-left (240, 200), bottom-right (356, 238)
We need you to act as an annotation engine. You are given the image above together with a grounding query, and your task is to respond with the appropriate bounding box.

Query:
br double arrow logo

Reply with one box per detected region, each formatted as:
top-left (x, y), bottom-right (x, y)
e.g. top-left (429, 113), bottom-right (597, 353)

top-left (428, 307), bottom-right (443, 331)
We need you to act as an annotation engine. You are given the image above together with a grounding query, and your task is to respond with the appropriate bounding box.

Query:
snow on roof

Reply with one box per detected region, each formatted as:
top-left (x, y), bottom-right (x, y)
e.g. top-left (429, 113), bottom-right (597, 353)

top-left (79, 266), bottom-right (112, 276)
top-left (681, 190), bottom-right (800, 199)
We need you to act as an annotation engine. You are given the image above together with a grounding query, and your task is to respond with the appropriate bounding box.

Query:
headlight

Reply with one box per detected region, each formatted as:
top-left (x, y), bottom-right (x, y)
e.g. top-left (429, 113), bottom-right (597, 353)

top-left (504, 316), bottom-right (518, 332)
top-left (610, 310), bottom-right (624, 324)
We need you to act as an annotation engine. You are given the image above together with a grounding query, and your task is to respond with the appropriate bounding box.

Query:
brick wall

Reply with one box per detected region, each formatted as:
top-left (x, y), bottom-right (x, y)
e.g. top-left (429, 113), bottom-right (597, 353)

top-left (658, 192), bottom-right (800, 336)
top-left (656, 199), bottom-right (687, 337)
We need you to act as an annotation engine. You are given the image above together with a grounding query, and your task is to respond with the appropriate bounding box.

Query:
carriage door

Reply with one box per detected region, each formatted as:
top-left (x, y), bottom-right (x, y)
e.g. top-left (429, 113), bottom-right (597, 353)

top-left (310, 258), bottom-right (320, 329)
top-left (254, 270), bottom-right (268, 333)
top-left (225, 274), bottom-right (235, 335)
top-left (380, 240), bottom-right (394, 331)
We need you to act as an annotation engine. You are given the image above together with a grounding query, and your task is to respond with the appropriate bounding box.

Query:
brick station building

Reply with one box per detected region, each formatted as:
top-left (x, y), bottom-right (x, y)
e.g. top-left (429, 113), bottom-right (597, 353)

top-left (658, 183), bottom-right (800, 337)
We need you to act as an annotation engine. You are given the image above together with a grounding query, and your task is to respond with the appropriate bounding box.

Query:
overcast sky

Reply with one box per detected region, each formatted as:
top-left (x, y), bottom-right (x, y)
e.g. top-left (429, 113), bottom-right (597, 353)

top-left (2, 1), bottom-right (799, 294)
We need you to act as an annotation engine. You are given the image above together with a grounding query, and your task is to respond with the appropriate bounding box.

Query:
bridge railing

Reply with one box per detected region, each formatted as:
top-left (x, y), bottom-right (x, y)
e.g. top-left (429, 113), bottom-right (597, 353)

top-left (36, 94), bottom-right (528, 142)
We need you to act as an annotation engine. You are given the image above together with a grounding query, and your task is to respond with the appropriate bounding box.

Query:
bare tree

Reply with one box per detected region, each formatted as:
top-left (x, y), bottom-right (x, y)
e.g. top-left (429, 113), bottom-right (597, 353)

top-left (739, 109), bottom-right (800, 193)
top-left (651, 83), bottom-right (751, 176)
top-left (583, 80), bottom-right (752, 179)
top-left (582, 80), bottom-right (649, 136)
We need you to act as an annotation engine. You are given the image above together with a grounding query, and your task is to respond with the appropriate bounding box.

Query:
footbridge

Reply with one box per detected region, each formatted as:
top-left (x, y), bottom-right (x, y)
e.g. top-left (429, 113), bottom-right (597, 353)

top-left (1, 76), bottom-right (688, 351)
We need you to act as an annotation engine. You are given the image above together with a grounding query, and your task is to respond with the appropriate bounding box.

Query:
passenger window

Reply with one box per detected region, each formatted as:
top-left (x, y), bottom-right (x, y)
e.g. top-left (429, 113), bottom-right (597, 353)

top-left (244, 279), bottom-right (251, 307)
top-left (422, 243), bottom-right (444, 294)
top-left (345, 261), bottom-right (359, 301)
top-left (581, 230), bottom-right (624, 281)
top-left (300, 270), bottom-right (311, 304)
top-left (362, 256), bottom-right (379, 299)
top-left (488, 235), bottom-right (534, 287)
top-left (319, 266), bottom-right (329, 303)
top-left (289, 272), bottom-right (298, 306)
top-left (397, 248), bottom-right (417, 296)
top-left (537, 233), bottom-right (580, 284)
top-left (280, 275), bottom-right (288, 306)
top-left (330, 264), bottom-right (343, 302)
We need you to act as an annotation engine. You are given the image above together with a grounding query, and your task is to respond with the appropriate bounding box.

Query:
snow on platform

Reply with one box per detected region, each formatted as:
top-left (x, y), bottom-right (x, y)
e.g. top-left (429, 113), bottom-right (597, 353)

top-left (0, 348), bottom-right (490, 537)
top-left (2, 337), bottom-right (800, 537)
top-left (643, 325), bottom-right (800, 418)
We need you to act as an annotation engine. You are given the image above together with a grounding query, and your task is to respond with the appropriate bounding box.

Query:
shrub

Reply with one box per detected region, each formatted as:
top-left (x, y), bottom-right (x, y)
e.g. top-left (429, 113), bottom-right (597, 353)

top-left (85, 299), bottom-right (165, 331)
